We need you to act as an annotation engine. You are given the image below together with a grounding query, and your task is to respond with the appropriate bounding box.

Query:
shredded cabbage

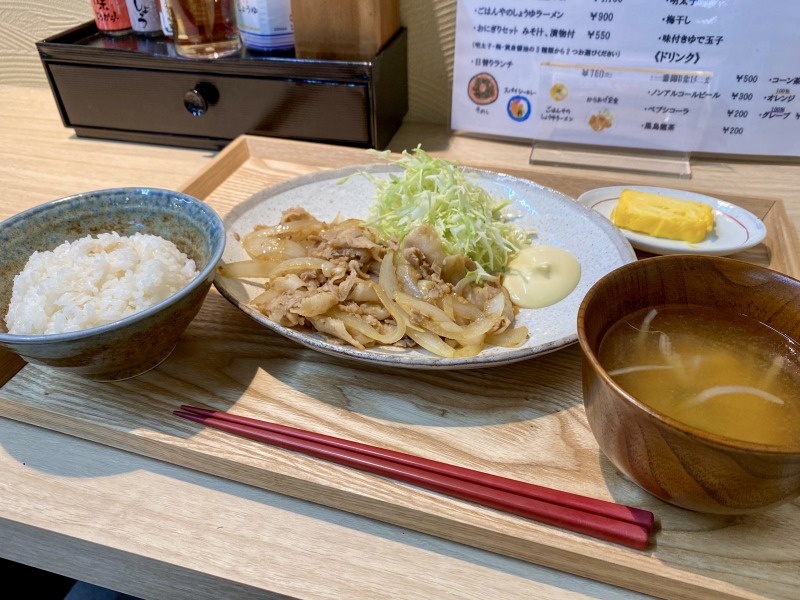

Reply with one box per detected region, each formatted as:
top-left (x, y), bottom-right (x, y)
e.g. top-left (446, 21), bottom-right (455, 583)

top-left (362, 146), bottom-right (534, 274)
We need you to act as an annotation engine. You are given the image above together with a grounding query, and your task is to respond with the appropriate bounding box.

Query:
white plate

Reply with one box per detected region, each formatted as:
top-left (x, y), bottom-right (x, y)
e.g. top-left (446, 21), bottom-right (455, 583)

top-left (213, 165), bottom-right (636, 369)
top-left (577, 185), bottom-right (767, 256)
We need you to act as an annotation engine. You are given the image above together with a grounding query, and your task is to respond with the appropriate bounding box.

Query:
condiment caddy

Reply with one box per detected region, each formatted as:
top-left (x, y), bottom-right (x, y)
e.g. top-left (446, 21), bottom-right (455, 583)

top-left (35, 21), bottom-right (407, 150)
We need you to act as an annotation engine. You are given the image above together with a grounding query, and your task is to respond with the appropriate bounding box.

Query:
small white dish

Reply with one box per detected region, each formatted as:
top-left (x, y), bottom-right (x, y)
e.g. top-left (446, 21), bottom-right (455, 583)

top-left (577, 185), bottom-right (767, 257)
top-left (214, 165), bottom-right (636, 370)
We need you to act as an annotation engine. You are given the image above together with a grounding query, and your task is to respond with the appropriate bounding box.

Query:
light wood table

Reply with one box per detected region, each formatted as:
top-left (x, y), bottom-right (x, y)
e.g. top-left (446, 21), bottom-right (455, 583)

top-left (0, 84), bottom-right (798, 600)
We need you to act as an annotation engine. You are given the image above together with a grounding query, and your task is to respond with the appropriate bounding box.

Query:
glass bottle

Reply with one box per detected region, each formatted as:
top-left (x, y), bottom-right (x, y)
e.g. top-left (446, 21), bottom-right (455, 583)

top-left (236, 0), bottom-right (294, 52)
top-left (168, 0), bottom-right (242, 59)
top-left (90, 0), bottom-right (133, 36)
top-left (157, 0), bottom-right (174, 38)
top-left (125, 0), bottom-right (163, 36)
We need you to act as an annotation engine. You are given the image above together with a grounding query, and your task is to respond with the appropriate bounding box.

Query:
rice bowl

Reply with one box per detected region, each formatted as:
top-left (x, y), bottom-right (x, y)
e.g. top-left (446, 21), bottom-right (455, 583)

top-left (0, 187), bottom-right (225, 381)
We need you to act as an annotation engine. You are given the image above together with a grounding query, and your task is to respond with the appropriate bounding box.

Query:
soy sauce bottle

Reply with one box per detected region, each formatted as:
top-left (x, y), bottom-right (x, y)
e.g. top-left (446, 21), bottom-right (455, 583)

top-left (124, 0), bottom-right (163, 37)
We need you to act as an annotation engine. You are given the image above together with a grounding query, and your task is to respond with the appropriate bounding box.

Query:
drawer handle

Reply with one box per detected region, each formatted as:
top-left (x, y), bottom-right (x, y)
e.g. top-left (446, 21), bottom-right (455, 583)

top-left (183, 83), bottom-right (219, 117)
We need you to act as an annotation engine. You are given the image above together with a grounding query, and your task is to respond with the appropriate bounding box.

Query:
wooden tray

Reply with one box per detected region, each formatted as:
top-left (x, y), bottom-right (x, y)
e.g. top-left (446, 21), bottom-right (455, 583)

top-left (1, 135), bottom-right (799, 600)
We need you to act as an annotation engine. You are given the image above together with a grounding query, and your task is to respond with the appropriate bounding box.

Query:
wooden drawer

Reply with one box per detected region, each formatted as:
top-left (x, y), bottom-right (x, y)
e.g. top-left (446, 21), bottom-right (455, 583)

top-left (37, 22), bottom-right (407, 150)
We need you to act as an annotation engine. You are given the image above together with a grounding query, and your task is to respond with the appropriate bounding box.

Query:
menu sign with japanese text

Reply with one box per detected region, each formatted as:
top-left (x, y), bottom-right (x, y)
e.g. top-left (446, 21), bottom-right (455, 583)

top-left (451, 0), bottom-right (800, 156)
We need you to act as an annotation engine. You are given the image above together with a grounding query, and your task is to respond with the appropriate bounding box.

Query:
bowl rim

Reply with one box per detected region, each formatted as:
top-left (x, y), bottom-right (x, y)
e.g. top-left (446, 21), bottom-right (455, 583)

top-left (0, 187), bottom-right (225, 344)
top-left (577, 254), bottom-right (800, 455)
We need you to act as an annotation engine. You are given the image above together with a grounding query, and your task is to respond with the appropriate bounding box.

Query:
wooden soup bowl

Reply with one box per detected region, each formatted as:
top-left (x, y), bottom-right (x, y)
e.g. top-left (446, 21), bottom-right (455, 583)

top-left (577, 255), bottom-right (800, 514)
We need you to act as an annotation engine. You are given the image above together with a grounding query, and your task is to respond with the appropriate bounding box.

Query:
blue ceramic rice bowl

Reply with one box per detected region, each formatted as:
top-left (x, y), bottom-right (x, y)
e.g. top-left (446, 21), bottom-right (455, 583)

top-left (0, 187), bottom-right (225, 381)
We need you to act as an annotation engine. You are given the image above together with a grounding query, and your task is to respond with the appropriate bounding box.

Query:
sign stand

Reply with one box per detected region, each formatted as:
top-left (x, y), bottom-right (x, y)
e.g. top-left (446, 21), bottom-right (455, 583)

top-left (529, 140), bottom-right (692, 179)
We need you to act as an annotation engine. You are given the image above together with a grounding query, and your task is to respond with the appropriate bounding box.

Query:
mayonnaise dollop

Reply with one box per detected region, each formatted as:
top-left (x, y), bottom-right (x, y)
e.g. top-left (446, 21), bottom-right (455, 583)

top-left (503, 246), bottom-right (581, 309)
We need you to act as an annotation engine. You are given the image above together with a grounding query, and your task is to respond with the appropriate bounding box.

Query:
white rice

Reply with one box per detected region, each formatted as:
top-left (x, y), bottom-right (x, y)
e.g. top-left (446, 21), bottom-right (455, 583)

top-left (5, 232), bottom-right (199, 335)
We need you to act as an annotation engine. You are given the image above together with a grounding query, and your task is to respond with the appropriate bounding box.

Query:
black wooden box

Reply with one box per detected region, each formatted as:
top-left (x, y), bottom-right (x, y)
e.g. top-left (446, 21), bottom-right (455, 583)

top-left (36, 22), bottom-right (408, 150)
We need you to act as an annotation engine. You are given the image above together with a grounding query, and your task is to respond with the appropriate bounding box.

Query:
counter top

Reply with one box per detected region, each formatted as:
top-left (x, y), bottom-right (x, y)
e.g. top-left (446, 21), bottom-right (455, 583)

top-left (1, 84), bottom-right (798, 600)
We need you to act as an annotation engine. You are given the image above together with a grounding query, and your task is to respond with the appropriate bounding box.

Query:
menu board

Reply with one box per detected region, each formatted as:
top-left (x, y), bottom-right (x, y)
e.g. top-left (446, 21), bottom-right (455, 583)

top-left (451, 0), bottom-right (800, 156)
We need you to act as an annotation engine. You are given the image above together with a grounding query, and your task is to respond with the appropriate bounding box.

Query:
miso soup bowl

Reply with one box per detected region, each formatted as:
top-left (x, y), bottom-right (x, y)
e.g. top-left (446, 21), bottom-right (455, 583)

top-left (0, 188), bottom-right (225, 382)
top-left (577, 255), bottom-right (800, 514)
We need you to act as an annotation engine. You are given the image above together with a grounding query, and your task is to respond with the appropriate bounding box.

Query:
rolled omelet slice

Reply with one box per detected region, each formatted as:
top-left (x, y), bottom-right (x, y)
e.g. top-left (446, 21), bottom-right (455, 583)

top-left (610, 189), bottom-right (715, 243)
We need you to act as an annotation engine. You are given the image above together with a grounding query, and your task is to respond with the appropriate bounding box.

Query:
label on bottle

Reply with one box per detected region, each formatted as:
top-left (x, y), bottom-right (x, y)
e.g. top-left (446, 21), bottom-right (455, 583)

top-left (237, 0), bottom-right (294, 51)
top-left (125, 0), bottom-right (162, 35)
top-left (157, 0), bottom-right (173, 37)
top-left (91, 0), bottom-right (132, 33)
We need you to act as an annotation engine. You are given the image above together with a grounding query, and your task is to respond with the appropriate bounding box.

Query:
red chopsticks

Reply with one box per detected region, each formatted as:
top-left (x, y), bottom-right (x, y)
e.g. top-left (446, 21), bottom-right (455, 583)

top-left (175, 405), bottom-right (655, 550)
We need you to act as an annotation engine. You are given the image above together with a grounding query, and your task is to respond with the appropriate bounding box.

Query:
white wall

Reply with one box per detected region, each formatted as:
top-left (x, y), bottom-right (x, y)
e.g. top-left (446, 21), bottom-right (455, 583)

top-left (0, 1), bottom-right (94, 85)
top-left (0, 0), bottom-right (456, 125)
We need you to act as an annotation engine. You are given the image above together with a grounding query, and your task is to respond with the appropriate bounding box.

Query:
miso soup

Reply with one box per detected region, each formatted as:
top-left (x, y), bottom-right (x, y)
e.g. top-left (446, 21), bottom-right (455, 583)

top-left (598, 304), bottom-right (800, 445)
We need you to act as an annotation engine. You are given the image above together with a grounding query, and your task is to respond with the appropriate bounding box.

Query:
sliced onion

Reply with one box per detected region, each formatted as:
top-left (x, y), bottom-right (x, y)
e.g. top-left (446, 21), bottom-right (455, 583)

top-left (453, 344), bottom-right (483, 358)
top-left (451, 299), bottom-right (483, 321)
top-left (244, 219), bottom-right (321, 243)
top-left (395, 289), bottom-right (505, 346)
top-left (486, 325), bottom-right (529, 348)
top-left (269, 257), bottom-right (335, 278)
top-left (394, 291), bottom-right (456, 324)
top-left (424, 320), bottom-right (488, 346)
top-left (377, 252), bottom-right (420, 332)
top-left (406, 329), bottom-right (455, 358)
top-left (372, 283), bottom-right (411, 335)
top-left (218, 258), bottom-right (283, 279)
top-left (242, 235), bottom-right (307, 260)
top-left (379, 251), bottom-right (399, 297)
top-left (441, 294), bottom-right (456, 320)
top-left (330, 308), bottom-right (406, 345)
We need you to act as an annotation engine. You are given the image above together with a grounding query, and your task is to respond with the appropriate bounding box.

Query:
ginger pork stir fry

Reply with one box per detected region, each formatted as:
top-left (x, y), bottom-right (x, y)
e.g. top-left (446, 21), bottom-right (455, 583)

top-left (220, 208), bottom-right (528, 357)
